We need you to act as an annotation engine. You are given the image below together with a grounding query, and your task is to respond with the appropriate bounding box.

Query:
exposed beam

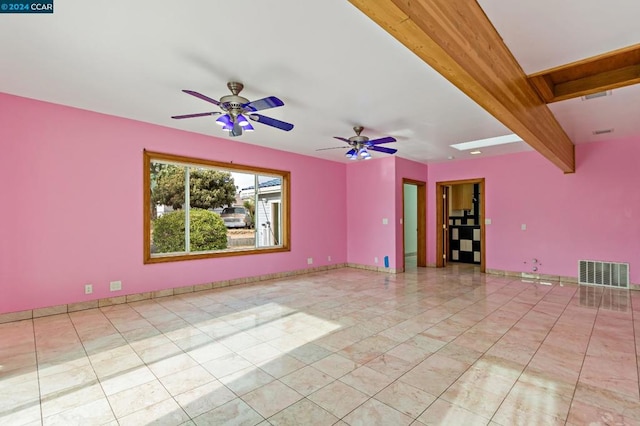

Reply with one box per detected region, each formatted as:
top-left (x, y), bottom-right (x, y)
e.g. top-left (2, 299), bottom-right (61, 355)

top-left (349, 0), bottom-right (575, 173)
top-left (528, 43), bottom-right (640, 103)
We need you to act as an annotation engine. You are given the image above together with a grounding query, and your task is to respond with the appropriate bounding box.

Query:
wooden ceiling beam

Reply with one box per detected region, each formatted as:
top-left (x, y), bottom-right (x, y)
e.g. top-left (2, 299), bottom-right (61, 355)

top-left (528, 43), bottom-right (640, 103)
top-left (348, 0), bottom-right (575, 173)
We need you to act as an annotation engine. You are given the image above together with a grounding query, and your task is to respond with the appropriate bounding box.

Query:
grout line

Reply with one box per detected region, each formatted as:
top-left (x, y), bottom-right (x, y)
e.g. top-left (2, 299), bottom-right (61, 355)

top-left (478, 282), bottom-right (579, 424)
top-left (490, 283), bottom-right (586, 424)
top-left (32, 320), bottom-right (44, 426)
top-left (566, 286), bottom-right (604, 419)
top-left (633, 294), bottom-right (640, 403)
top-left (415, 279), bottom-right (544, 422)
top-left (67, 310), bottom-right (119, 423)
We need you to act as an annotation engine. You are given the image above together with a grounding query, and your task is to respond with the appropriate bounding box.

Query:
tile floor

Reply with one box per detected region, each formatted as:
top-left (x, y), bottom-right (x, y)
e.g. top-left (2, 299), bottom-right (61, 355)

top-left (1, 264), bottom-right (639, 425)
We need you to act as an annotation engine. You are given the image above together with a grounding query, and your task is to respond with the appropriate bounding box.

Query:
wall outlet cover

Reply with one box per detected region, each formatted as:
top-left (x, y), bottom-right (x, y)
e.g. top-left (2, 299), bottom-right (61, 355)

top-left (110, 280), bottom-right (122, 291)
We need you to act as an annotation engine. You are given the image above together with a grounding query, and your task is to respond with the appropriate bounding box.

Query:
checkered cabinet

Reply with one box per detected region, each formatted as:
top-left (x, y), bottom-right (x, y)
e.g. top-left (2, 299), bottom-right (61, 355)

top-left (449, 219), bottom-right (481, 264)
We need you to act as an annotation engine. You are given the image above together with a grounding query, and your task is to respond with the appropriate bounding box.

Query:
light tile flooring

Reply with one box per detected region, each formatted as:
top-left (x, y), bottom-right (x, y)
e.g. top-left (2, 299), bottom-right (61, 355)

top-left (1, 264), bottom-right (639, 425)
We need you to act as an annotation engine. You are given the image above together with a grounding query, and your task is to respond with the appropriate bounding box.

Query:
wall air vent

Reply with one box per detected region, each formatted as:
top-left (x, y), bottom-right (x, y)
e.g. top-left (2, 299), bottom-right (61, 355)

top-left (581, 91), bottom-right (611, 101)
top-left (579, 260), bottom-right (629, 288)
top-left (592, 128), bottom-right (614, 135)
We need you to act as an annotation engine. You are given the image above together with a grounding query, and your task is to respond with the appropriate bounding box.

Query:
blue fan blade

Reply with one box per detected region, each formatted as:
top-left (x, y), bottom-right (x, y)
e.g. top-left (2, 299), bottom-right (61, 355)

top-left (182, 90), bottom-right (220, 106)
top-left (243, 96), bottom-right (285, 112)
top-left (249, 114), bottom-right (294, 131)
top-left (368, 136), bottom-right (397, 145)
top-left (171, 112), bottom-right (219, 119)
top-left (370, 146), bottom-right (397, 155)
top-left (333, 137), bottom-right (351, 143)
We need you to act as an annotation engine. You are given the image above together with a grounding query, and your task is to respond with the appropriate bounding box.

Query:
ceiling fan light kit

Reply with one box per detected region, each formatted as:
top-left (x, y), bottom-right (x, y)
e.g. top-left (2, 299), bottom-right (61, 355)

top-left (172, 82), bottom-right (294, 137)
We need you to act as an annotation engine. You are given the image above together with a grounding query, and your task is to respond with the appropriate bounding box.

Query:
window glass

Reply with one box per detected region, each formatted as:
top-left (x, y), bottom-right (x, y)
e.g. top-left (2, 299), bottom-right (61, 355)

top-left (144, 151), bottom-right (289, 263)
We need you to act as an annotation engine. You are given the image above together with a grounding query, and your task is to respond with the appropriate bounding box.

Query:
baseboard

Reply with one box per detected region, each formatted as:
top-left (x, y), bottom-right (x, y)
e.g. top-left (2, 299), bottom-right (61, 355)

top-left (0, 263), bottom-right (348, 324)
top-left (486, 268), bottom-right (638, 290)
top-left (347, 263), bottom-right (402, 274)
top-left (486, 268), bottom-right (579, 283)
top-left (4, 264), bottom-right (634, 324)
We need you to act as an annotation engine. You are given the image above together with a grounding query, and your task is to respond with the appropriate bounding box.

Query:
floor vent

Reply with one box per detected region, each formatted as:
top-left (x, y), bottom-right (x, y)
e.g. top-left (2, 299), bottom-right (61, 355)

top-left (579, 260), bottom-right (629, 288)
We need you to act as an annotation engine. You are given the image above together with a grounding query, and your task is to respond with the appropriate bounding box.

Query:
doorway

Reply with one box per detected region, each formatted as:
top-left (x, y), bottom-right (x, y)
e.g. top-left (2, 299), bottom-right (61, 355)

top-left (402, 179), bottom-right (426, 270)
top-left (435, 178), bottom-right (485, 272)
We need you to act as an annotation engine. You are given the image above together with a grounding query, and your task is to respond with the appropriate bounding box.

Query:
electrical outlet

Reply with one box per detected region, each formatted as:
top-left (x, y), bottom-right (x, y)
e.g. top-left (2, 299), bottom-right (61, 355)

top-left (327, 255), bottom-right (331, 261)
top-left (110, 280), bottom-right (122, 292)
top-left (307, 258), bottom-right (313, 265)
top-left (374, 257), bottom-right (378, 263)
top-left (84, 284), bottom-right (93, 295)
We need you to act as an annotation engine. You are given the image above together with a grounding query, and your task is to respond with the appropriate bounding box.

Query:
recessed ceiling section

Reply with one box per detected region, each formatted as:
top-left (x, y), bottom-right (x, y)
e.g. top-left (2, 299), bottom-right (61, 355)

top-left (548, 84), bottom-right (640, 143)
top-left (528, 44), bottom-right (640, 103)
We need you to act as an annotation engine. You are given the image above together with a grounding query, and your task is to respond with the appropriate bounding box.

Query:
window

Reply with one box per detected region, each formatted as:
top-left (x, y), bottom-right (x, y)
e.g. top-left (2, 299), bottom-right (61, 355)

top-left (144, 150), bottom-right (290, 263)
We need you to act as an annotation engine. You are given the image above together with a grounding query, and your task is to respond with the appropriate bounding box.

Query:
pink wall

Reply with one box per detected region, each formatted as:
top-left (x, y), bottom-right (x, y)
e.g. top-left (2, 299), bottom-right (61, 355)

top-left (0, 93), bottom-right (347, 313)
top-left (428, 138), bottom-right (640, 283)
top-left (346, 156), bottom-right (397, 268)
top-left (345, 156), bottom-right (428, 270)
top-left (4, 91), bottom-right (638, 314)
top-left (394, 157), bottom-right (428, 269)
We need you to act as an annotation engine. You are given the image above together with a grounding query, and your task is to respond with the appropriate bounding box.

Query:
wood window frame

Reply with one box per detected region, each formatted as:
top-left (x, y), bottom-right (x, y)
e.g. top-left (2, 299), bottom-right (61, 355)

top-left (143, 150), bottom-right (291, 264)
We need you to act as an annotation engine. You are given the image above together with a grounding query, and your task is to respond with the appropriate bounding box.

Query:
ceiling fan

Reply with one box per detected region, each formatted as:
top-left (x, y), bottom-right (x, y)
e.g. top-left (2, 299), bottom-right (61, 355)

top-left (318, 126), bottom-right (397, 160)
top-left (171, 82), bottom-right (294, 137)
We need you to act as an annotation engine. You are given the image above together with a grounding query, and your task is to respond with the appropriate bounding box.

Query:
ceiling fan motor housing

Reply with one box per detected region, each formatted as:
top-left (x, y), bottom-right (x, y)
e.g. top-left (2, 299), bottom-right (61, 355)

top-left (219, 95), bottom-right (249, 117)
top-left (349, 135), bottom-right (369, 144)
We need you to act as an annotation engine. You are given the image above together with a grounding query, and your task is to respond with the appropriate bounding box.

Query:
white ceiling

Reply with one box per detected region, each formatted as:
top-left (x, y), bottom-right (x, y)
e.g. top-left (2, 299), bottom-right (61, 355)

top-left (1, 1), bottom-right (638, 164)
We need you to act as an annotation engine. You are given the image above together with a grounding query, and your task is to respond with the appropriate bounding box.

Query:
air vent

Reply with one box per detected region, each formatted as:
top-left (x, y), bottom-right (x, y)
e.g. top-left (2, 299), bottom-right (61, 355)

top-left (592, 128), bottom-right (614, 135)
top-left (581, 91), bottom-right (611, 101)
top-left (579, 260), bottom-right (629, 288)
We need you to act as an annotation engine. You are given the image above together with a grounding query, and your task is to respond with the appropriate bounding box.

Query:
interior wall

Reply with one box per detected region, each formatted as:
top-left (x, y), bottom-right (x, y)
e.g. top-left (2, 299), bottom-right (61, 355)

top-left (345, 156), bottom-right (397, 269)
top-left (428, 137), bottom-right (640, 283)
top-left (0, 93), bottom-right (348, 313)
top-left (403, 184), bottom-right (418, 255)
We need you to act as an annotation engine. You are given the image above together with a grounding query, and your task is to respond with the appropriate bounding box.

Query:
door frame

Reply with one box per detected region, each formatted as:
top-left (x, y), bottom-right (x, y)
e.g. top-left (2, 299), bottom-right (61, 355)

top-left (402, 178), bottom-right (427, 268)
top-left (435, 178), bottom-right (485, 272)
